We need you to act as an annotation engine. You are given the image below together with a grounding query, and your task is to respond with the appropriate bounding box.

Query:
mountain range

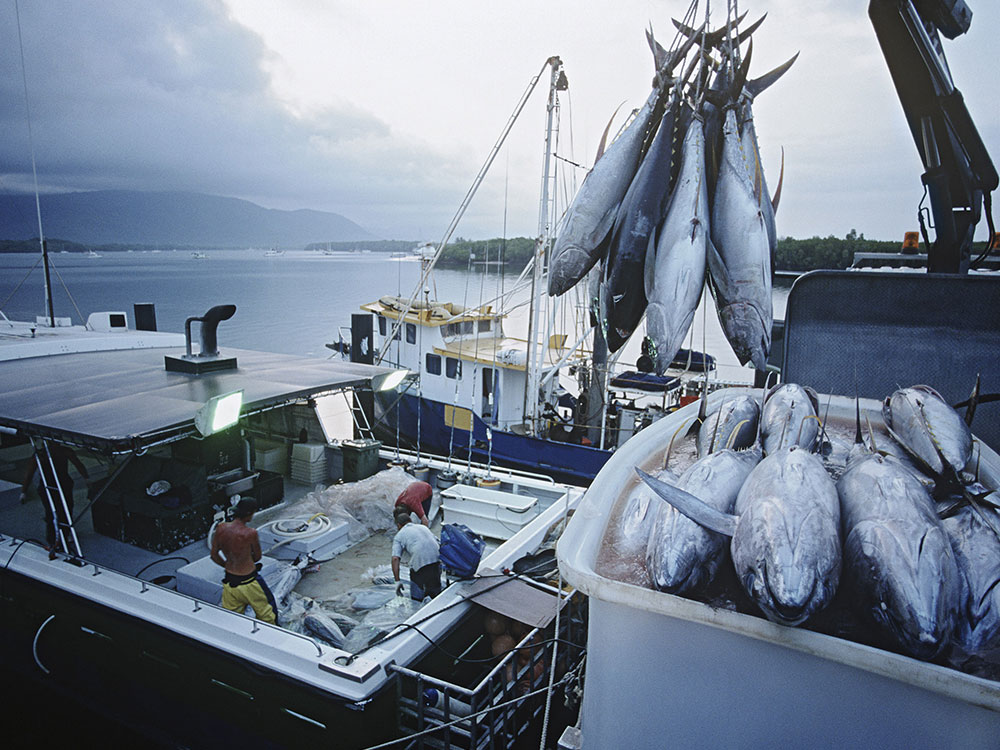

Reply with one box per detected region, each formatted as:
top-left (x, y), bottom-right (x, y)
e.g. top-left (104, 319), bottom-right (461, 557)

top-left (0, 190), bottom-right (375, 247)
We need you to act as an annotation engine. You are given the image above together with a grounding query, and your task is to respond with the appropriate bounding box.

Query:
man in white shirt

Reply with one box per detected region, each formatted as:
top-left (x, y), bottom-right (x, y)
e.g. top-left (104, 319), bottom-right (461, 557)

top-left (391, 509), bottom-right (442, 601)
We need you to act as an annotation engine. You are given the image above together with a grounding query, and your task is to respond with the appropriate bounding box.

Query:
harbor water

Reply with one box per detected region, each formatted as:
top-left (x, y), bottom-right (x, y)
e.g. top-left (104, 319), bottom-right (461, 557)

top-left (0, 249), bottom-right (790, 383)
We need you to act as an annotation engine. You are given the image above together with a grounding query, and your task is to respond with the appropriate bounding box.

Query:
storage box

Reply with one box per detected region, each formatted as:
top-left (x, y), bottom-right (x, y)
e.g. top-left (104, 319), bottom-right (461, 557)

top-left (91, 494), bottom-right (124, 541)
top-left (176, 554), bottom-right (282, 604)
top-left (171, 428), bottom-right (243, 474)
top-left (209, 469), bottom-right (258, 497)
top-left (122, 497), bottom-right (216, 554)
top-left (558, 390), bottom-right (1000, 749)
top-left (440, 484), bottom-right (538, 540)
top-left (256, 516), bottom-right (352, 561)
top-left (341, 439), bottom-right (381, 482)
top-left (254, 440), bottom-right (287, 474)
top-left (250, 470), bottom-right (284, 509)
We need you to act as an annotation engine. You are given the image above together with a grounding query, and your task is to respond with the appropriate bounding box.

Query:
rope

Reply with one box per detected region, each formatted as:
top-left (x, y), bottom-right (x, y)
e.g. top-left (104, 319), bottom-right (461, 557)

top-left (0, 254), bottom-right (43, 311)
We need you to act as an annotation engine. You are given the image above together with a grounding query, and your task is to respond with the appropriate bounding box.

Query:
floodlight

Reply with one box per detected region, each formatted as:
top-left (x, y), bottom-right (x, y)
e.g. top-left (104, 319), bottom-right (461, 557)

top-left (194, 390), bottom-right (243, 436)
top-left (374, 369), bottom-right (409, 392)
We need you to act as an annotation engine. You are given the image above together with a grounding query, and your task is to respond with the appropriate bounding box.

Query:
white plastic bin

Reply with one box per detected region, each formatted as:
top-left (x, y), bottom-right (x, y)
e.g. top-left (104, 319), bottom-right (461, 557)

top-left (558, 389), bottom-right (1000, 749)
top-left (441, 484), bottom-right (538, 540)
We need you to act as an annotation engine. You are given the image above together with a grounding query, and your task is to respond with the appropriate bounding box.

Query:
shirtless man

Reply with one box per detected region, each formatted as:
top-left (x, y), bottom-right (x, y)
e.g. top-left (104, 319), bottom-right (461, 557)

top-left (210, 498), bottom-right (277, 624)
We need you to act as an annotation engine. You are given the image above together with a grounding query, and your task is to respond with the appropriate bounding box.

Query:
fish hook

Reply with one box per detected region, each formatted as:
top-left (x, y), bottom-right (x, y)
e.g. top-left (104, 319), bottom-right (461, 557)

top-left (725, 418), bottom-right (751, 450)
top-left (796, 414), bottom-right (823, 451)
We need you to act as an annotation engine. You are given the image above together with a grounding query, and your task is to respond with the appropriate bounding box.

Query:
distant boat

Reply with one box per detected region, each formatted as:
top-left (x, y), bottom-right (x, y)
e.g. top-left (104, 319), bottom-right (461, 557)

top-left (264, 248), bottom-right (285, 257)
top-left (191, 251), bottom-right (208, 259)
top-left (86, 250), bottom-right (102, 258)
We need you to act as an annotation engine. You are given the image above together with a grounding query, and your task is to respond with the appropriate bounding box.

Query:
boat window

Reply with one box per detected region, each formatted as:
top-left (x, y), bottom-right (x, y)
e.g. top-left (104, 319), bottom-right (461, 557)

top-left (406, 323), bottom-right (416, 344)
top-left (426, 353), bottom-right (441, 375)
top-left (377, 315), bottom-right (386, 336)
top-left (478, 320), bottom-right (491, 333)
top-left (445, 322), bottom-right (459, 337)
top-left (462, 321), bottom-right (474, 334)
top-left (446, 357), bottom-right (462, 379)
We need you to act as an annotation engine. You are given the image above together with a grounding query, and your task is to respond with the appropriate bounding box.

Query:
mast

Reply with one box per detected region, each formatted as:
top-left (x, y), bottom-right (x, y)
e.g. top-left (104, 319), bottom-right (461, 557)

top-left (523, 56), bottom-right (567, 435)
top-left (15, 0), bottom-right (55, 326)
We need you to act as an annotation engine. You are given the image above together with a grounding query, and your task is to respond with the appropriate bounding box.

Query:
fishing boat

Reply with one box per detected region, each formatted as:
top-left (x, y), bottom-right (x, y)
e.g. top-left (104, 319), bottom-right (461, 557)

top-left (191, 250), bottom-right (208, 259)
top-left (0, 298), bottom-right (587, 748)
top-left (264, 248), bottom-right (285, 257)
top-left (339, 57), bottom-right (733, 486)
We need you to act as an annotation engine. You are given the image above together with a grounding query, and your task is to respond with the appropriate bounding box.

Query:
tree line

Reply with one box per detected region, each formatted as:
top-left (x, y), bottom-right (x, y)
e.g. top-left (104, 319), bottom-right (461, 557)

top-left (3, 231), bottom-right (909, 272)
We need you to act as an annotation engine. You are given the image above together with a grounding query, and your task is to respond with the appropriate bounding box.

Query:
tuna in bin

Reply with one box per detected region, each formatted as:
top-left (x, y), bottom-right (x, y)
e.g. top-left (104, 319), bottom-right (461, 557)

top-left (630, 380), bottom-right (1000, 661)
top-left (639, 445), bottom-right (842, 627)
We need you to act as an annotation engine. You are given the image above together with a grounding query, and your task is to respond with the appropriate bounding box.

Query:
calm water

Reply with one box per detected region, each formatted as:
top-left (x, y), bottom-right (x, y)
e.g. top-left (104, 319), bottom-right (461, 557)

top-left (1, 249), bottom-right (789, 381)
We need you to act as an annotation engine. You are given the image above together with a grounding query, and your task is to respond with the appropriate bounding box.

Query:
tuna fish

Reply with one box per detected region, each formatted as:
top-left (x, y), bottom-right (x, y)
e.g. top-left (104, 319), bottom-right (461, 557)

top-left (706, 105), bottom-right (773, 370)
top-left (600, 96), bottom-right (683, 352)
top-left (269, 557), bottom-right (311, 608)
top-left (645, 448), bottom-right (760, 594)
top-left (837, 450), bottom-right (960, 659)
top-left (942, 497), bottom-right (1000, 654)
top-left (696, 393), bottom-right (760, 456)
top-left (760, 382), bottom-right (821, 455)
top-left (737, 53), bottom-right (798, 252)
top-left (882, 385), bottom-right (973, 484)
top-left (643, 116), bottom-right (709, 373)
top-left (639, 446), bottom-right (841, 626)
top-left (304, 611), bottom-right (348, 649)
top-left (548, 35), bottom-right (698, 297)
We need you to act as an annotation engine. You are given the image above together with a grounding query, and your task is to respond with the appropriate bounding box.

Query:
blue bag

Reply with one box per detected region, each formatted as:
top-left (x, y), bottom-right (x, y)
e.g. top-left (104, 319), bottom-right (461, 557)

top-left (438, 524), bottom-right (485, 579)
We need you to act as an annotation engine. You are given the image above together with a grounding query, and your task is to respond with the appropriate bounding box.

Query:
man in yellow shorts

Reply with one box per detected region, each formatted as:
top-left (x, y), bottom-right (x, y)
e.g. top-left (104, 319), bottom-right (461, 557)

top-left (210, 498), bottom-right (277, 624)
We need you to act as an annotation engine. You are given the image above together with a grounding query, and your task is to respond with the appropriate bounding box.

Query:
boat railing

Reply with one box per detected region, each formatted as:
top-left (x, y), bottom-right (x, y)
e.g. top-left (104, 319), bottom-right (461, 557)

top-left (382, 447), bottom-right (561, 487)
top-left (390, 588), bottom-right (586, 749)
top-left (1, 535), bottom-right (329, 659)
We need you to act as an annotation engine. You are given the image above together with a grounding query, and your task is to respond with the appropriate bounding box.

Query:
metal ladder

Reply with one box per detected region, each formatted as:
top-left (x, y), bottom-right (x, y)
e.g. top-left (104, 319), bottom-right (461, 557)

top-left (346, 389), bottom-right (376, 442)
top-left (29, 437), bottom-right (83, 558)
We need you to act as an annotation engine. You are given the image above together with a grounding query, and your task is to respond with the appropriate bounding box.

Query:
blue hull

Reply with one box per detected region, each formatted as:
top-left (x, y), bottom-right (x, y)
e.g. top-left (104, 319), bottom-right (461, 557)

top-left (375, 393), bottom-right (611, 486)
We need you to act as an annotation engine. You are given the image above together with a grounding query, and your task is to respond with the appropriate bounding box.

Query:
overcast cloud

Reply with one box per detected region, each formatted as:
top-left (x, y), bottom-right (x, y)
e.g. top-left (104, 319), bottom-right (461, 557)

top-left (2, 0), bottom-right (997, 242)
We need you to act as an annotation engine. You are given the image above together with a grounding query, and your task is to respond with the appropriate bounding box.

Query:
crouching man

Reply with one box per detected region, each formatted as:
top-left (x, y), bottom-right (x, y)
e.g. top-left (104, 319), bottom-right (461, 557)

top-left (391, 509), bottom-right (442, 601)
top-left (210, 498), bottom-right (277, 624)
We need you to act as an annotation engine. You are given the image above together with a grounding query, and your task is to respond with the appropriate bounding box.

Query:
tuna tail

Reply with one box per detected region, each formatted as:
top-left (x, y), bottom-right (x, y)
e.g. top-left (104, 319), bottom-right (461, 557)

top-left (745, 52), bottom-right (800, 100)
top-left (672, 11), bottom-right (755, 48)
top-left (645, 25), bottom-right (669, 72)
top-left (771, 147), bottom-right (785, 213)
top-left (635, 468), bottom-right (738, 536)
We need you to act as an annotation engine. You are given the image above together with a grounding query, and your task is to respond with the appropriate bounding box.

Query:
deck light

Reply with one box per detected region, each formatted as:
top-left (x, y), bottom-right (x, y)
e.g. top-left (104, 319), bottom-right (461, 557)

top-left (375, 369), bottom-right (408, 392)
top-left (195, 390), bottom-right (243, 436)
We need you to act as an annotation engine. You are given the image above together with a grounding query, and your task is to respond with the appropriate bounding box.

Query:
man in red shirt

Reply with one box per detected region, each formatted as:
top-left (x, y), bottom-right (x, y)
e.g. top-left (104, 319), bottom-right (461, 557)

top-left (394, 480), bottom-right (432, 526)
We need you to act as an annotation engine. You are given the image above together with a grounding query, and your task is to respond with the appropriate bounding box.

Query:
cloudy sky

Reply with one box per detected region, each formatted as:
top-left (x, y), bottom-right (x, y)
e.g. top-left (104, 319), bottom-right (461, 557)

top-left (1, 0), bottom-right (997, 242)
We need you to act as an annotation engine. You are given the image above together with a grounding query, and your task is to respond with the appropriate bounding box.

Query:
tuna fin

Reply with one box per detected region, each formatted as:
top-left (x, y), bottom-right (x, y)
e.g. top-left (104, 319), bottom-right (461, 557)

top-left (771, 147), bottom-right (785, 213)
top-left (746, 52), bottom-right (800, 100)
top-left (965, 373), bottom-right (981, 426)
top-left (636, 468), bottom-right (738, 536)
top-left (643, 221), bottom-right (659, 298)
top-left (596, 102), bottom-right (627, 163)
top-left (705, 237), bottom-right (735, 301)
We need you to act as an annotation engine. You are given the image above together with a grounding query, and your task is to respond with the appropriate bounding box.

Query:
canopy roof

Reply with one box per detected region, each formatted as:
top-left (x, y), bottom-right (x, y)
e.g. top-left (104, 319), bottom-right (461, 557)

top-left (0, 346), bottom-right (394, 453)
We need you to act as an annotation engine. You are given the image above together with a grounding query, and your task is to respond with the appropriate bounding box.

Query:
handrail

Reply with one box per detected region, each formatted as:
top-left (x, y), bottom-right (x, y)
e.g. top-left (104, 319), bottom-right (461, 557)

top-left (6, 539), bottom-right (326, 658)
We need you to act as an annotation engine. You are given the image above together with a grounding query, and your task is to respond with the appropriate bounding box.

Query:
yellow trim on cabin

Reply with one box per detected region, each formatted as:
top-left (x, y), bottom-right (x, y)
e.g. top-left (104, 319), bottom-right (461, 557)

top-left (361, 297), bottom-right (499, 328)
top-left (444, 405), bottom-right (473, 431)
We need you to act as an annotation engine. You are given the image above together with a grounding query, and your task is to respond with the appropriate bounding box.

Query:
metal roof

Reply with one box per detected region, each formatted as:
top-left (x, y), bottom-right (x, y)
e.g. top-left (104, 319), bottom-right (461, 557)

top-left (0, 346), bottom-right (395, 453)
